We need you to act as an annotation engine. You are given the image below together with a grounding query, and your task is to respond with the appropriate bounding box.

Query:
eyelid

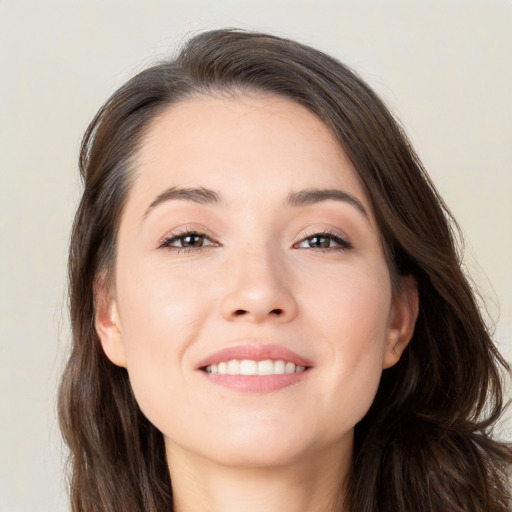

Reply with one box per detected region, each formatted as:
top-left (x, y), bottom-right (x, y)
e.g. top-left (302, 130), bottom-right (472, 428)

top-left (157, 225), bottom-right (352, 252)
top-left (293, 228), bottom-right (353, 250)
top-left (158, 226), bottom-right (220, 250)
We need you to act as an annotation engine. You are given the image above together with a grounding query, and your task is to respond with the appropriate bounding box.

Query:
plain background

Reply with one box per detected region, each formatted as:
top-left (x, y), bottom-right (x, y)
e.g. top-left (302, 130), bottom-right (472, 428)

top-left (1, 1), bottom-right (511, 510)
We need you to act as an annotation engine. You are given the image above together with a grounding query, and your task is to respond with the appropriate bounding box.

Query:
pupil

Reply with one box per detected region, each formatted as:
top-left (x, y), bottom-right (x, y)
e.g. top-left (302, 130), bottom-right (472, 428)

top-left (183, 235), bottom-right (202, 247)
top-left (310, 236), bottom-right (329, 248)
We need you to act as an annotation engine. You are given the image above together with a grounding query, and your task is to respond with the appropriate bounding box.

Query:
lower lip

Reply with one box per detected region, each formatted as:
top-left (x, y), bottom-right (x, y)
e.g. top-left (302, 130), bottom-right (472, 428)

top-left (200, 370), bottom-right (310, 393)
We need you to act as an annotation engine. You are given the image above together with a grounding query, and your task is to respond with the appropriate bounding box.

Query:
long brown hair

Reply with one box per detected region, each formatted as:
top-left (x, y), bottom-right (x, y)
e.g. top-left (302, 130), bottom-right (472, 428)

top-left (58, 29), bottom-right (512, 511)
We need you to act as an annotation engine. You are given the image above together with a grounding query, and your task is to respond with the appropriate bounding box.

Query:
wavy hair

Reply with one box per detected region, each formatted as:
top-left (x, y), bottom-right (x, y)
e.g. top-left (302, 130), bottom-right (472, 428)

top-left (58, 29), bottom-right (512, 511)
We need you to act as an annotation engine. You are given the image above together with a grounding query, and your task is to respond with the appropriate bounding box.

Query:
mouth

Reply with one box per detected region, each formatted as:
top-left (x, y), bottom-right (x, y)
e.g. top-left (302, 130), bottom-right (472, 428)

top-left (197, 344), bottom-right (312, 393)
top-left (197, 343), bottom-right (312, 370)
top-left (201, 359), bottom-right (308, 375)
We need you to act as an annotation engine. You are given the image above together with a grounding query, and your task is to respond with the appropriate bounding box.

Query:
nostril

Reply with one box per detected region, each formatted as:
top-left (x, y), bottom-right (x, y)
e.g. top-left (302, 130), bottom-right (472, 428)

top-left (230, 308), bottom-right (284, 318)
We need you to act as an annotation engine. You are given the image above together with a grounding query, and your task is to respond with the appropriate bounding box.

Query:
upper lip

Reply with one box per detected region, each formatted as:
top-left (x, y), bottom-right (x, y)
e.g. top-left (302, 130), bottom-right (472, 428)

top-left (196, 344), bottom-right (312, 369)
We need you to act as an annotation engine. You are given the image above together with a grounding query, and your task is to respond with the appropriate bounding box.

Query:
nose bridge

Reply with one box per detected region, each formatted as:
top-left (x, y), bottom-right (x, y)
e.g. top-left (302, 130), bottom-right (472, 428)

top-left (220, 239), bottom-right (297, 323)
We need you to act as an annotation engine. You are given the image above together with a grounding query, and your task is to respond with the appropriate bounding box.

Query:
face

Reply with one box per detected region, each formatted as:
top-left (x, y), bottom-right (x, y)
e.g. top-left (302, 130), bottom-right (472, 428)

top-left (96, 94), bottom-right (417, 470)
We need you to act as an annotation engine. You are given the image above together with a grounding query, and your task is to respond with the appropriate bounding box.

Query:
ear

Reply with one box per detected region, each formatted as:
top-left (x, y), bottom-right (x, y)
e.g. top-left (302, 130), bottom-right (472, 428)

top-left (383, 275), bottom-right (419, 369)
top-left (94, 275), bottom-right (127, 368)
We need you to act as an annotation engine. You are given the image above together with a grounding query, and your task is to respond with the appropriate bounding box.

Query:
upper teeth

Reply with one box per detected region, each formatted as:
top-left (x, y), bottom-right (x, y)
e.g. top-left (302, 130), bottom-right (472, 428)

top-left (205, 359), bottom-right (306, 376)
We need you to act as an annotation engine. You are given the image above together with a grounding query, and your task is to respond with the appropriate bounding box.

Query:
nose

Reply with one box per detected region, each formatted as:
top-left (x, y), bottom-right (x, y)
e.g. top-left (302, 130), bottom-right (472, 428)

top-left (220, 246), bottom-right (298, 324)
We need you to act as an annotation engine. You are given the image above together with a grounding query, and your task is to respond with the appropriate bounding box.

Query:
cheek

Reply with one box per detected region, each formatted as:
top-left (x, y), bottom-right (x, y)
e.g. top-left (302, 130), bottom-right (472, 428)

top-left (301, 258), bottom-right (392, 349)
top-left (116, 255), bottom-right (212, 347)
top-left (114, 258), bottom-right (214, 419)
top-left (301, 262), bottom-right (392, 421)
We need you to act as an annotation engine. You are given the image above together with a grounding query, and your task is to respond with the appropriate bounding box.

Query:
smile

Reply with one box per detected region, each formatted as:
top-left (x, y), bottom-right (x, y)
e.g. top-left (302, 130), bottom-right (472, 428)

top-left (197, 344), bottom-right (312, 392)
top-left (204, 359), bottom-right (307, 375)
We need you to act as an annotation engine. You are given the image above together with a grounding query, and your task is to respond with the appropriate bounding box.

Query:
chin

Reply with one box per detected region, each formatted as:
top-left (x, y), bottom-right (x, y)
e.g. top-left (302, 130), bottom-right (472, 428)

top-left (192, 422), bottom-right (347, 470)
top-left (206, 440), bottom-right (310, 469)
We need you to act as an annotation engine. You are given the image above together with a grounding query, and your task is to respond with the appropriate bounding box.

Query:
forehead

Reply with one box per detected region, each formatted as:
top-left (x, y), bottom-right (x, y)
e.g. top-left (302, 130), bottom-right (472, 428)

top-left (129, 94), bottom-right (372, 215)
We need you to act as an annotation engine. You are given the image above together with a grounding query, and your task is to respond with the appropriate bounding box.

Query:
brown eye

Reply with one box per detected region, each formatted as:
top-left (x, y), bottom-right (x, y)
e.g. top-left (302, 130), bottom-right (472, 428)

top-left (306, 235), bottom-right (332, 248)
top-left (160, 232), bottom-right (216, 250)
top-left (296, 232), bottom-right (352, 251)
top-left (180, 234), bottom-right (205, 247)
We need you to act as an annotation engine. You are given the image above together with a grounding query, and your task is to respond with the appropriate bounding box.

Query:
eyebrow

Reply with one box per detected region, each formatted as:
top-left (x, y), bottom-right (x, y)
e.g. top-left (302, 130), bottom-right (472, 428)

top-left (142, 185), bottom-right (368, 220)
top-left (286, 188), bottom-right (369, 218)
top-left (143, 186), bottom-right (221, 218)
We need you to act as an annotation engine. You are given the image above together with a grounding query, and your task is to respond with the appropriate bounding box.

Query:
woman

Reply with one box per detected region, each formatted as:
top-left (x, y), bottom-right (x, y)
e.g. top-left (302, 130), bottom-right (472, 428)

top-left (58, 29), bottom-right (512, 511)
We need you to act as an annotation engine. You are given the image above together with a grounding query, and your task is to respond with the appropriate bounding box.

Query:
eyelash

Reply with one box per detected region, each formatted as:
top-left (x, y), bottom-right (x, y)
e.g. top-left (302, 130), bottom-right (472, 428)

top-left (158, 229), bottom-right (352, 254)
top-left (159, 229), bottom-right (218, 254)
top-left (294, 229), bottom-right (353, 252)
top-left (159, 230), bottom-right (353, 254)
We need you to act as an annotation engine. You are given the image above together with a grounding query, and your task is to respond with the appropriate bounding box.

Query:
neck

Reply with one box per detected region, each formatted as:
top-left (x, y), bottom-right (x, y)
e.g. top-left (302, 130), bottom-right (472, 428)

top-left (166, 441), bottom-right (351, 512)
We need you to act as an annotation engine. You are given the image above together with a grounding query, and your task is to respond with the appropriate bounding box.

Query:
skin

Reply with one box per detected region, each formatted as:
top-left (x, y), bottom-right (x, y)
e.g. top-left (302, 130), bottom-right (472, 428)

top-left (96, 94), bottom-right (418, 512)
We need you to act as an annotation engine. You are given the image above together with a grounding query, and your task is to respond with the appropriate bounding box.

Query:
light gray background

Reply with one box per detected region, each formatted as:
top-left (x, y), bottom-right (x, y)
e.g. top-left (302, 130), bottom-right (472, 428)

top-left (1, 1), bottom-right (511, 511)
